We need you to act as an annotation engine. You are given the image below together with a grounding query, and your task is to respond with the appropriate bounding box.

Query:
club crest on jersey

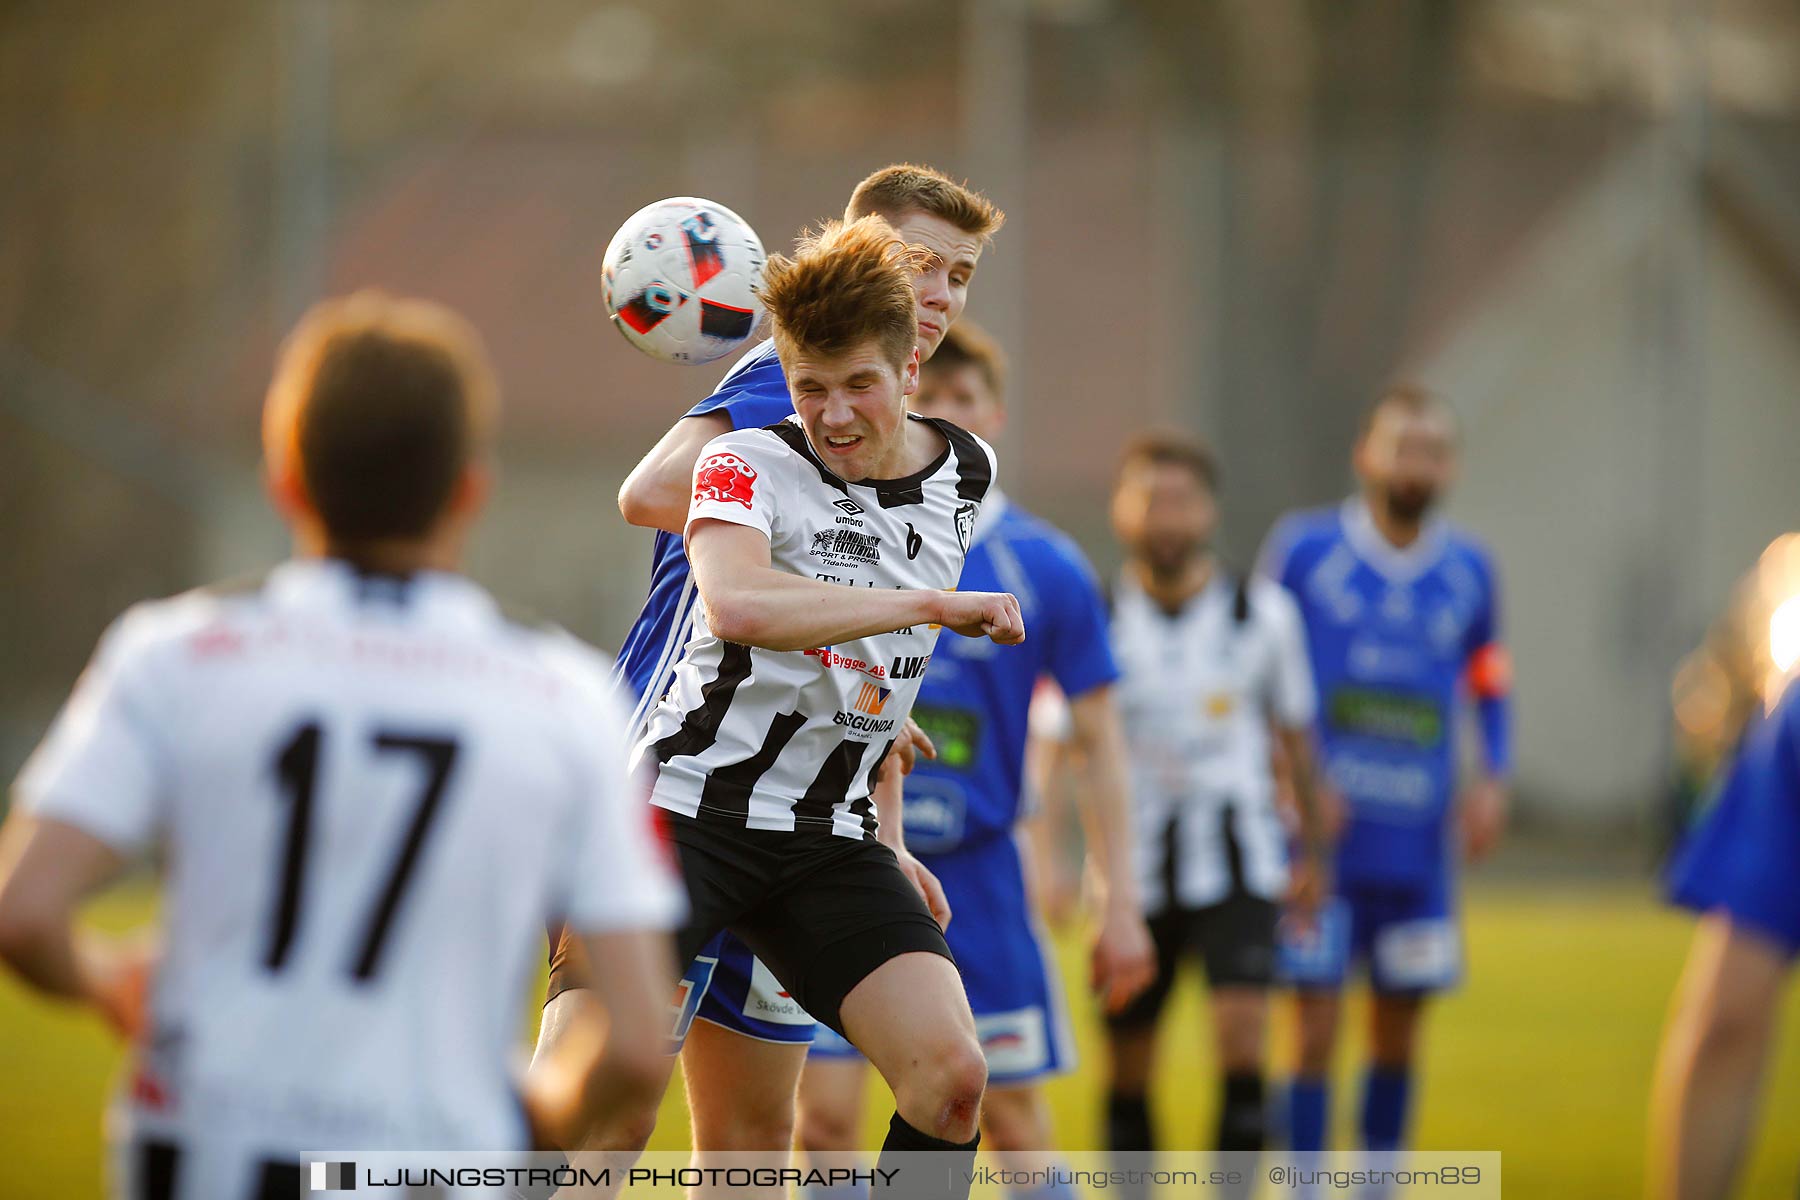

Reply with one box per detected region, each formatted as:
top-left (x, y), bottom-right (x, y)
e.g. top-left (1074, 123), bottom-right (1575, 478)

top-left (694, 452), bottom-right (757, 509)
top-left (954, 503), bottom-right (977, 554)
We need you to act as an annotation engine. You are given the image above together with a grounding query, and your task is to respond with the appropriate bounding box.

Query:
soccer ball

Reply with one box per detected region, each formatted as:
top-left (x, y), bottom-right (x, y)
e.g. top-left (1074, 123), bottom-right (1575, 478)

top-left (602, 197), bottom-right (766, 365)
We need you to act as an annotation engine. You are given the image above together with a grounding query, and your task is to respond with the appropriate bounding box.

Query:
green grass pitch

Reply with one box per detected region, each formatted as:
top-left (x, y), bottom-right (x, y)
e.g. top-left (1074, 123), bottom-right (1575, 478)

top-left (4, 876), bottom-right (1797, 1198)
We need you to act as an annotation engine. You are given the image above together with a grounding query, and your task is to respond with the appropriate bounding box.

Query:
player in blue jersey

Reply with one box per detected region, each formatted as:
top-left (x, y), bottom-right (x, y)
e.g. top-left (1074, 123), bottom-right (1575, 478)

top-left (793, 323), bottom-right (1155, 1195)
top-left (1652, 680), bottom-right (1800, 1199)
top-left (1257, 384), bottom-right (1511, 1162)
top-left (532, 166), bottom-right (1009, 1170)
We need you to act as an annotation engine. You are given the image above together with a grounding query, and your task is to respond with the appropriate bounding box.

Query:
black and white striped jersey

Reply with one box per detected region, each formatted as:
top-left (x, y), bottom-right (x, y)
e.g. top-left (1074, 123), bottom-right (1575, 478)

top-left (636, 413), bottom-right (995, 839)
top-left (14, 559), bottom-right (683, 1182)
top-left (1112, 572), bottom-right (1317, 909)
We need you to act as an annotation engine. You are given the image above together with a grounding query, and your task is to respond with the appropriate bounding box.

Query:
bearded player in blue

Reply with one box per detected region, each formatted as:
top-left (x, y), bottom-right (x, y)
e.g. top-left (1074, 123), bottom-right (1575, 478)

top-left (531, 165), bottom-right (1010, 1165)
top-left (796, 321), bottom-right (1154, 1199)
top-left (1257, 384), bottom-right (1512, 1164)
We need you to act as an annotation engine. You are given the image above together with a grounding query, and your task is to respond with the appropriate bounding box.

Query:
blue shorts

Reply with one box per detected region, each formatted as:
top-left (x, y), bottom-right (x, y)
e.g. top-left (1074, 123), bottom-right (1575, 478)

top-left (807, 834), bottom-right (1075, 1085)
top-left (1277, 876), bottom-right (1462, 994)
top-left (672, 931), bottom-right (818, 1049)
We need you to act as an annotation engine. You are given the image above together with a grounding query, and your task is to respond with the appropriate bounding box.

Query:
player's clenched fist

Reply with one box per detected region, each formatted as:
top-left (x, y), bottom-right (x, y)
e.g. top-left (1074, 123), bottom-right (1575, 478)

top-left (937, 590), bottom-right (1025, 644)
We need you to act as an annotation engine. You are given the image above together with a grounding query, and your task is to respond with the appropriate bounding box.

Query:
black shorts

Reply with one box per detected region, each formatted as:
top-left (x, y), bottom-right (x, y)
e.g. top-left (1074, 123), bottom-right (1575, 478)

top-left (1105, 889), bottom-right (1279, 1030)
top-left (548, 811), bottom-right (952, 1035)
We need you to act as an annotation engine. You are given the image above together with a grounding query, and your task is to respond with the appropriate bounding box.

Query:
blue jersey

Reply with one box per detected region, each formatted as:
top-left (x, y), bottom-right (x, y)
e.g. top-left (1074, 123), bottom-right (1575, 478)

top-left (901, 496), bottom-right (1119, 854)
top-left (1259, 500), bottom-right (1511, 887)
top-left (615, 340), bottom-right (793, 720)
top-left (1667, 683), bottom-right (1800, 959)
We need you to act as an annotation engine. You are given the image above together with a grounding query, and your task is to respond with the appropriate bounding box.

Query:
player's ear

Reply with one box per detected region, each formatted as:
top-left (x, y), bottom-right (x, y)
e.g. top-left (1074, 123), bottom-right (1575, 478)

top-left (901, 347), bottom-right (920, 398)
top-left (263, 453), bottom-right (311, 526)
top-left (448, 456), bottom-right (494, 521)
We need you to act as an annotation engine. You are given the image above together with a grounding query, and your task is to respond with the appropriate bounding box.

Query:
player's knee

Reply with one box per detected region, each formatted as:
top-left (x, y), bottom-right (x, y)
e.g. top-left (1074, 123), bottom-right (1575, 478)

top-left (705, 1105), bottom-right (796, 1152)
top-left (899, 1034), bottom-right (987, 1141)
top-left (800, 1097), bottom-right (862, 1152)
top-left (979, 1088), bottom-right (1047, 1153)
top-left (581, 1096), bottom-right (661, 1154)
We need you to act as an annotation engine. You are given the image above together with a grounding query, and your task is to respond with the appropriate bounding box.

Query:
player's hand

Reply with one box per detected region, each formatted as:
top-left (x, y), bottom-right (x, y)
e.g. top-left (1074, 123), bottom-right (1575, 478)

top-left (895, 849), bottom-right (952, 930)
top-left (1460, 776), bottom-right (1508, 862)
top-left (1090, 900), bottom-right (1156, 1015)
top-left (84, 934), bottom-right (156, 1042)
top-left (1316, 782), bottom-right (1350, 844)
top-left (891, 717), bottom-right (938, 776)
top-left (937, 591), bottom-right (1025, 645)
top-left (1283, 850), bottom-right (1330, 934)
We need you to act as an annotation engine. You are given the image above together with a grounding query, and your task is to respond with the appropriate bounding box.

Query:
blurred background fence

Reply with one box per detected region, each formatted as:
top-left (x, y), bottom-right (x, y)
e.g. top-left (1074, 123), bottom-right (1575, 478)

top-left (5, 0), bottom-right (1800, 839)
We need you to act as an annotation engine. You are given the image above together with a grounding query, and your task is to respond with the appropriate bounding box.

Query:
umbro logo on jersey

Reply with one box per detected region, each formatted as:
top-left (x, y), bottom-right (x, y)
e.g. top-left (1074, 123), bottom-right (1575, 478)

top-left (833, 497), bottom-right (865, 516)
top-left (853, 682), bottom-right (892, 714)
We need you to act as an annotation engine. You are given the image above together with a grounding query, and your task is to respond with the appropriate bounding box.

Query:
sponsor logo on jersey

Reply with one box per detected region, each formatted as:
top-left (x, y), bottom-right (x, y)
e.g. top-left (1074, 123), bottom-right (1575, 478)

top-left (694, 452), bottom-right (758, 509)
top-left (905, 522), bottom-right (924, 560)
top-left (973, 1008), bottom-right (1050, 1078)
top-left (747, 958), bottom-right (815, 1025)
top-left (810, 528), bottom-right (882, 566)
top-left (833, 711), bottom-right (897, 735)
top-left (804, 646), bottom-right (887, 680)
top-left (954, 503), bottom-right (977, 553)
top-left (853, 682), bottom-right (892, 714)
top-left (1326, 686), bottom-right (1443, 747)
top-left (889, 654), bottom-right (931, 681)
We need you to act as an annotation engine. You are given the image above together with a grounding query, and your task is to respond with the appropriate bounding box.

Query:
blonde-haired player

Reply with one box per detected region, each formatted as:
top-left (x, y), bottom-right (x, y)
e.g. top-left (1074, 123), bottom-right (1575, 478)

top-left (583, 215), bottom-right (1021, 1196)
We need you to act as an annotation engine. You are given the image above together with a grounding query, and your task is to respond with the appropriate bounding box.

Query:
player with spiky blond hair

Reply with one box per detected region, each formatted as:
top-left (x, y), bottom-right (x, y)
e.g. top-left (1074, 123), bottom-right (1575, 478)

top-left (568, 215), bottom-right (1020, 1195)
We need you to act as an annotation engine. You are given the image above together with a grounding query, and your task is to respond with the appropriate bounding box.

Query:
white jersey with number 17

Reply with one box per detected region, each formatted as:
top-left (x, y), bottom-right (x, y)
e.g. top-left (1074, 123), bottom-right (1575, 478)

top-left (14, 559), bottom-right (684, 1192)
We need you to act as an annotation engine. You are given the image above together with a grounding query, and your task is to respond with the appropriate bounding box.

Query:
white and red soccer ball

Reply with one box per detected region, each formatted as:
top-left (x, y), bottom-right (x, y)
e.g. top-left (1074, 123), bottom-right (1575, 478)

top-left (602, 197), bottom-right (766, 365)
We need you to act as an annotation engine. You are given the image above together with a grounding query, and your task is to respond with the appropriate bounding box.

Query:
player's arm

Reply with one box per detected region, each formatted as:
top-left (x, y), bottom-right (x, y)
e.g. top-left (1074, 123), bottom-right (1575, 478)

top-left (1648, 914), bottom-right (1786, 1200)
top-left (524, 928), bottom-right (678, 1147)
top-left (618, 412), bottom-right (733, 534)
top-left (1461, 560), bottom-right (1514, 861)
top-left (1274, 724), bottom-right (1329, 916)
top-left (0, 813), bottom-right (149, 1037)
top-left (872, 739), bottom-right (951, 929)
top-left (1064, 686), bottom-right (1156, 1012)
top-left (687, 519), bottom-right (1023, 651)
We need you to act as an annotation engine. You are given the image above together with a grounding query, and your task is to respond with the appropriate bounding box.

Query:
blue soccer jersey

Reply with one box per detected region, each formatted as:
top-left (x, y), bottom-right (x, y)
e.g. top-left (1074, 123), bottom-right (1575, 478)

top-left (900, 494), bottom-right (1121, 853)
top-left (1667, 683), bottom-right (1800, 959)
top-left (1259, 499), bottom-right (1512, 889)
top-left (615, 339), bottom-right (793, 728)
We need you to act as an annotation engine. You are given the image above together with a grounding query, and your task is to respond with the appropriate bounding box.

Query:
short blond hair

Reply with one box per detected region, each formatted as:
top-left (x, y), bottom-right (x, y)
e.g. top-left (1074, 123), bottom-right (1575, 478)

top-left (845, 163), bottom-right (1005, 244)
top-left (759, 216), bottom-right (926, 369)
top-left (263, 290), bottom-right (498, 542)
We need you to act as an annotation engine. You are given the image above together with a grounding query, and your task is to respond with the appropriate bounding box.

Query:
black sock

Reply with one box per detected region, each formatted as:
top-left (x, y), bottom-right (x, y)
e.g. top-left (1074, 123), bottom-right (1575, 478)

top-left (1106, 1092), bottom-right (1154, 1200)
top-left (1217, 1072), bottom-right (1266, 1152)
top-left (875, 1111), bottom-right (980, 1200)
top-left (1106, 1090), bottom-right (1154, 1153)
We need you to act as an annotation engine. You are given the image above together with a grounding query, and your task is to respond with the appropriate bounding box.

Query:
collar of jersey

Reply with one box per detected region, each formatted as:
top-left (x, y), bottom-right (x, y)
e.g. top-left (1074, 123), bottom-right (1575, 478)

top-left (269, 557), bottom-right (497, 625)
top-left (1340, 496), bottom-right (1449, 583)
top-left (770, 413), bottom-right (951, 507)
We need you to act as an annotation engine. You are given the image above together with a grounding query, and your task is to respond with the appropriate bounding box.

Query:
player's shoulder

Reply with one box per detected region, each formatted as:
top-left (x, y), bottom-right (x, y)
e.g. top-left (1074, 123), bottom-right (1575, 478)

top-left (1438, 523), bottom-right (1499, 576)
top-left (999, 504), bottom-right (1100, 580)
top-left (1245, 574), bottom-right (1303, 622)
top-left (913, 415), bottom-right (996, 503)
top-left (688, 340), bottom-right (792, 427)
top-left (1260, 504), bottom-right (1343, 575)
